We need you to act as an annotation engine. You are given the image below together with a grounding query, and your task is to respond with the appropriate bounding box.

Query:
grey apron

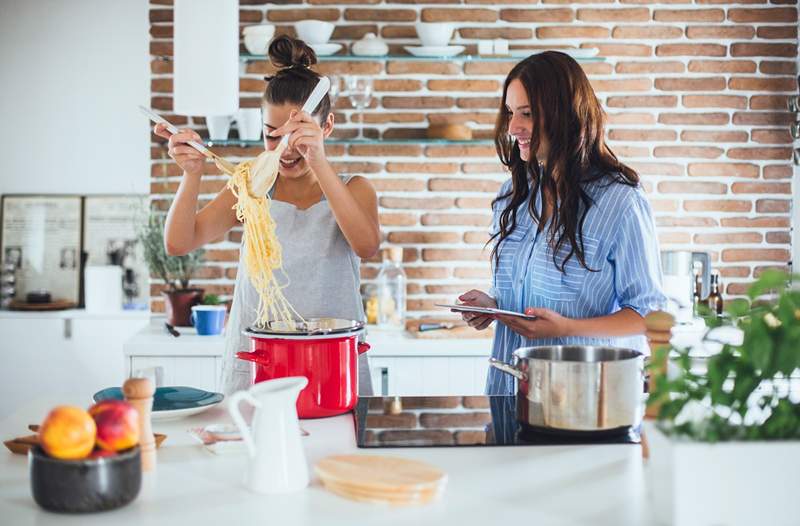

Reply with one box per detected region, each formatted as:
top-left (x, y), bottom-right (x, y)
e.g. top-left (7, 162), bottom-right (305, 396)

top-left (221, 175), bottom-right (372, 395)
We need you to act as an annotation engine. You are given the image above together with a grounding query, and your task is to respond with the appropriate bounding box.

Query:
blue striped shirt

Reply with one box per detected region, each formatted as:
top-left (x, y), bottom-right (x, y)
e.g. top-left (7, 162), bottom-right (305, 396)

top-left (486, 174), bottom-right (666, 395)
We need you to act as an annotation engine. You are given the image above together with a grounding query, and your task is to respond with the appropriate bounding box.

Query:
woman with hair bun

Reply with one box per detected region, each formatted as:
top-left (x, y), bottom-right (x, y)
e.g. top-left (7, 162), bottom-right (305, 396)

top-left (153, 35), bottom-right (380, 394)
top-left (457, 51), bottom-right (666, 395)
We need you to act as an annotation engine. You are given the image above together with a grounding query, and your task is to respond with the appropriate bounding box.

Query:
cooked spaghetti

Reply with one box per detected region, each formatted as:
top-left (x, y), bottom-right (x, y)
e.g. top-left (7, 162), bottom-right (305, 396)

top-left (227, 159), bottom-right (302, 328)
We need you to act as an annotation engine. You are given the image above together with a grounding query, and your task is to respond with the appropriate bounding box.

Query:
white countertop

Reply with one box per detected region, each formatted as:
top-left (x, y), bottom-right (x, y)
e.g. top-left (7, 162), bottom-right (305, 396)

top-left (124, 319), bottom-right (493, 358)
top-left (0, 308), bottom-right (150, 320)
top-left (0, 392), bottom-right (659, 526)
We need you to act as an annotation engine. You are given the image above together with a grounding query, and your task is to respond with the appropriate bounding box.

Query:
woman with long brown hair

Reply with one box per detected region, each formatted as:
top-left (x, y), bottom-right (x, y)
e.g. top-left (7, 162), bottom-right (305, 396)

top-left (458, 51), bottom-right (666, 395)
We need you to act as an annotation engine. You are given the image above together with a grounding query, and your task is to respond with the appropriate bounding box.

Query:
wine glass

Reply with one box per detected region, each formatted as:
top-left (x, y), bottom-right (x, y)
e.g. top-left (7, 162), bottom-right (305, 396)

top-left (345, 76), bottom-right (373, 140)
top-left (328, 75), bottom-right (342, 107)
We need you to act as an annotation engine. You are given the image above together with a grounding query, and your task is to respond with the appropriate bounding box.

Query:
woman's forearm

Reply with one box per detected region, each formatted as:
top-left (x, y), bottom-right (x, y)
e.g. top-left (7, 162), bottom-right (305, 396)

top-left (568, 308), bottom-right (645, 338)
top-left (164, 171), bottom-right (202, 255)
top-left (313, 160), bottom-right (380, 258)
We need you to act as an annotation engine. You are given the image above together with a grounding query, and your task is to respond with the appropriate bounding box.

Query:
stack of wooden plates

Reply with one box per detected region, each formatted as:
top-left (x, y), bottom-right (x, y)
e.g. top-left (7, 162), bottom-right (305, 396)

top-left (315, 455), bottom-right (447, 506)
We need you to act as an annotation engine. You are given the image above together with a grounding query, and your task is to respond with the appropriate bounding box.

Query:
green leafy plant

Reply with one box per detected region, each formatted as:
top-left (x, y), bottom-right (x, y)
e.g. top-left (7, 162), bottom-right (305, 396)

top-left (648, 269), bottom-right (800, 442)
top-left (202, 294), bottom-right (222, 305)
top-left (136, 211), bottom-right (205, 291)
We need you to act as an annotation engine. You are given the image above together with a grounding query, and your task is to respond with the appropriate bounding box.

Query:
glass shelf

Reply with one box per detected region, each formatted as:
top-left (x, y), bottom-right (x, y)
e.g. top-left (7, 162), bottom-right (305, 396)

top-left (207, 138), bottom-right (495, 147)
top-left (240, 53), bottom-right (604, 63)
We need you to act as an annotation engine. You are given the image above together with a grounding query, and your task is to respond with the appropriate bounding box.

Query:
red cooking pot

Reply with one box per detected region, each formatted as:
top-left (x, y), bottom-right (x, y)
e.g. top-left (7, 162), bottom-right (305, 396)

top-left (236, 318), bottom-right (369, 419)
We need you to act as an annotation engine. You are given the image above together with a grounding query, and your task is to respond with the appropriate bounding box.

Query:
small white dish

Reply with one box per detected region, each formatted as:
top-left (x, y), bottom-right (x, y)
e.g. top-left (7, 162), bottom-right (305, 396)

top-left (415, 22), bottom-right (455, 47)
top-left (310, 43), bottom-right (343, 56)
top-left (296, 20), bottom-right (335, 45)
top-left (404, 45), bottom-right (465, 58)
top-left (509, 47), bottom-right (600, 59)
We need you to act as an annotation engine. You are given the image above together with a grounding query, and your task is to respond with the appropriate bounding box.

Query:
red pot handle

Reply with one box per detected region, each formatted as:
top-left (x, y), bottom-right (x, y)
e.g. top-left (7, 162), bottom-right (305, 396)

top-left (236, 351), bottom-right (270, 366)
top-left (357, 342), bottom-right (370, 355)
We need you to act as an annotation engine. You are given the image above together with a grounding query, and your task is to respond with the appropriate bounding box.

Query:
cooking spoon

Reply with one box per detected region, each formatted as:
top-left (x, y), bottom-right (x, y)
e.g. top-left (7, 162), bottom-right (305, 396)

top-left (138, 105), bottom-right (238, 176)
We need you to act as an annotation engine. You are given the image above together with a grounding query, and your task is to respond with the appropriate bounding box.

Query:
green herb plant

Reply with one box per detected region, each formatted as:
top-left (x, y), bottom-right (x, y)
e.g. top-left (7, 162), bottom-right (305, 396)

top-left (202, 294), bottom-right (222, 305)
top-left (648, 269), bottom-right (800, 442)
top-left (137, 211), bottom-right (205, 292)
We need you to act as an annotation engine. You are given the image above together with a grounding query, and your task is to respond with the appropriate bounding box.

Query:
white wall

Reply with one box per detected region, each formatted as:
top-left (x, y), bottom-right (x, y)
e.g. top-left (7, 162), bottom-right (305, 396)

top-left (0, 0), bottom-right (149, 195)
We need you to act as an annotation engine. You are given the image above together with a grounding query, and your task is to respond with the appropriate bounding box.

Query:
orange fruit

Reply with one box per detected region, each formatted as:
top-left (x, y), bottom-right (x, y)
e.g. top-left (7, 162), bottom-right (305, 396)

top-left (39, 405), bottom-right (97, 460)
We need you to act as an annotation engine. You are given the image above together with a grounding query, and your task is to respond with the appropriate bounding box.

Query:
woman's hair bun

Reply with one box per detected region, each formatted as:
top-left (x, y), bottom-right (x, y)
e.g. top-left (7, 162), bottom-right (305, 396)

top-left (268, 35), bottom-right (317, 69)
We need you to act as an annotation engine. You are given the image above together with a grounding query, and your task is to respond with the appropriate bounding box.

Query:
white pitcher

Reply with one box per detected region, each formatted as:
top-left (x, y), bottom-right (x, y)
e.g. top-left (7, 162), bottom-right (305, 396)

top-left (228, 376), bottom-right (309, 494)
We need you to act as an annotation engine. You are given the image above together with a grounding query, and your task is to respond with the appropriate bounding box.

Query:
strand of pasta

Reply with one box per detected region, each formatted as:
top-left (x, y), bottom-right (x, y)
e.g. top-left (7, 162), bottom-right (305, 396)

top-left (227, 160), bottom-right (304, 329)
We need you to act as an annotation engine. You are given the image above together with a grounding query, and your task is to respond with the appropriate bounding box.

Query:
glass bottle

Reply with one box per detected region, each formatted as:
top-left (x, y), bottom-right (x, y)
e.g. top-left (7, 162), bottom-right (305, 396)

top-left (692, 269), bottom-right (704, 317)
top-left (706, 272), bottom-right (723, 316)
top-left (376, 247), bottom-right (406, 329)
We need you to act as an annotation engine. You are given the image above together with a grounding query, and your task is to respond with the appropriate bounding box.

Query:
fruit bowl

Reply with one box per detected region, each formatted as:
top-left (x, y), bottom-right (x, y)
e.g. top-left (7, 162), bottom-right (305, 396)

top-left (29, 445), bottom-right (141, 513)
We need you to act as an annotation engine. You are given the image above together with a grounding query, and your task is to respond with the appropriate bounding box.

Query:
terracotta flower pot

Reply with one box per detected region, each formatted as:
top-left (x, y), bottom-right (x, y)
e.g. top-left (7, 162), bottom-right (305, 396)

top-left (162, 289), bottom-right (204, 327)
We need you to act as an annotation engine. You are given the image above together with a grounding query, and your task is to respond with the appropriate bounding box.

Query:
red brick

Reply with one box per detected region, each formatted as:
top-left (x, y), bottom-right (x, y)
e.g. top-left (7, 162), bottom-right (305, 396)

top-left (759, 62), bottom-right (797, 76)
top-left (421, 8), bottom-right (498, 22)
top-left (695, 233), bottom-right (763, 244)
top-left (429, 178), bottom-right (502, 192)
top-left (727, 147), bottom-right (791, 160)
top-left (387, 232), bottom-right (461, 244)
top-left (732, 182), bottom-right (791, 194)
top-left (591, 78), bottom-right (652, 92)
top-left (584, 43), bottom-right (652, 57)
top-left (728, 7), bottom-right (798, 23)
top-left (404, 267), bottom-right (451, 279)
top-left (654, 9), bottom-right (724, 22)
top-left (683, 95), bottom-right (747, 109)
top-left (462, 163), bottom-right (507, 174)
top-left (463, 61), bottom-right (516, 76)
top-left (537, 25), bottom-right (610, 38)
top-left (379, 213), bottom-right (418, 226)
top-left (680, 130), bottom-right (748, 142)
top-left (421, 214), bottom-right (492, 226)
top-left (425, 145), bottom-right (496, 158)
top-left (685, 25), bottom-right (755, 39)
top-left (423, 249), bottom-right (487, 262)
top-left (756, 199), bottom-right (791, 213)
top-left (654, 146), bottom-right (723, 158)
top-left (607, 95), bottom-right (677, 108)
top-left (656, 77), bottom-right (726, 91)
top-left (687, 163), bottom-right (759, 178)
top-left (750, 96), bottom-right (789, 110)
top-left (267, 8), bottom-right (339, 21)
top-left (763, 165), bottom-right (792, 180)
top-left (612, 26), bottom-right (683, 39)
top-left (344, 8), bottom-right (415, 21)
top-left (721, 249), bottom-right (790, 262)
top-left (629, 162), bottom-right (684, 176)
top-left (349, 144), bottom-right (422, 157)
top-left (718, 267), bottom-right (752, 279)
top-left (656, 44), bottom-right (726, 56)
top-left (751, 129), bottom-right (792, 144)
top-left (607, 113), bottom-right (657, 125)
top-left (720, 217), bottom-right (789, 228)
top-left (766, 232), bottom-right (791, 244)
top-left (385, 162), bottom-right (458, 174)
top-left (425, 284), bottom-right (486, 294)
top-left (459, 27), bottom-right (533, 39)
top-left (578, 8), bottom-right (650, 21)
top-left (332, 24), bottom-right (379, 40)
top-left (615, 61), bottom-right (684, 74)
top-left (369, 178), bottom-right (426, 192)
top-left (454, 267), bottom-right (492, 279)
top-left (754, 265), bottom-right (791, 279)
top-left (659, 112), bottom-right (729, 125)
top-left (659, 181), bottom-right (727, 194)
top-left (729, 77), bottom-right (796, 91)
top-left (464, 231), bottom-right (491, 244)
top-left (683, 200), bottom-right (752, 212)
top-left (420, 412), bottom-right (492, 428)
top-left (608, 129), bottom-right (677, 141)
top-left (500, 9), bottom-right (575, 22)
top-left (150, 41), bottom-right (173, 56)
top-left (659, 232), bottom-right (691, 244)
top-left (687, 60), bottom-right (757, 74)
top-left (150, 9), bottom-right (173, 22)
top-left (657, 216), bottom-right (719, 227)
top-left (456, 197), bottom-right (492, 209)
top-left (732, 112), bottom-right (794, 126)
top-left (611, 145), bottom-right (651, 158)
top-left (731, 43), bottom-right (796, 57)
top-left (239, 10), bottom-right (263, 23)
top-left (387, 61), bottom-right (460, 75)
top-left (427, 79), bottom-right (500, 92)
top-left (380, 197), bottom-right (454, 210)
top-left (382, 96), bottom-right (455, 109)
top-left (756, 26), bottom-right (798, 39)
top-left (380, 25), bottom-right (418, 39)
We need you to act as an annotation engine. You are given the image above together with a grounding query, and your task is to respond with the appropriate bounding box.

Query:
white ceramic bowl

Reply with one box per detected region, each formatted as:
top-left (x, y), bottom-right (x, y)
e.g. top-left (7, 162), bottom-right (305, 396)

top-left (296, 20), bottom-right (335, 45)
top-left (415, 22), bottom-right (454, 47)
top-left (244, 34), bottom-right (271, 55)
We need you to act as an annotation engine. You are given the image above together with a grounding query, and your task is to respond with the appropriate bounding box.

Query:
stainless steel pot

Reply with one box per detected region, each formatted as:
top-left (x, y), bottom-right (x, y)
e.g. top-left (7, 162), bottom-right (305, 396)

top-left (489, 346), bottom-right (645, 433)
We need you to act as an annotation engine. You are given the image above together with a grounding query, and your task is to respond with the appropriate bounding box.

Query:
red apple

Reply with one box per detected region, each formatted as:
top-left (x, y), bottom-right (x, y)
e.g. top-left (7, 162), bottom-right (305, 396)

top-left (88, 448), bottom-right (117, 459)
top-left (88, 400), bottom-right (140, 452)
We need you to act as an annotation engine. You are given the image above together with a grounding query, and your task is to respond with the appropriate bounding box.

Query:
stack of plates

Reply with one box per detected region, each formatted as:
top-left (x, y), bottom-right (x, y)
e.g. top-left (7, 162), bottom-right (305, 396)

top-left (315, 455), bottom-right (447, 505)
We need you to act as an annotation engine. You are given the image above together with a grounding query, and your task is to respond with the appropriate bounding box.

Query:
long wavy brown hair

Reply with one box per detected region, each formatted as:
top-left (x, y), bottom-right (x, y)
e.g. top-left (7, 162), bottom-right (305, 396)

top-left (489, 51), bottom-right (640, 273)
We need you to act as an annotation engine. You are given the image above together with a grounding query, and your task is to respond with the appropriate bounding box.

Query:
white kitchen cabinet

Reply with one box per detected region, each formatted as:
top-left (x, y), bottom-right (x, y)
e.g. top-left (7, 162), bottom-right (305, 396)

top-left (0, 311), bottom-right (149, 419)
top-left (369, 356), bottom-right (489, 396)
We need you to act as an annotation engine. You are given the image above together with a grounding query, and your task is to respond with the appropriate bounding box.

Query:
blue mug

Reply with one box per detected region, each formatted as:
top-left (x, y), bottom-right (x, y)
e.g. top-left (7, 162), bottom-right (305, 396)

top-left (190, 305), bottom-right (227, 336)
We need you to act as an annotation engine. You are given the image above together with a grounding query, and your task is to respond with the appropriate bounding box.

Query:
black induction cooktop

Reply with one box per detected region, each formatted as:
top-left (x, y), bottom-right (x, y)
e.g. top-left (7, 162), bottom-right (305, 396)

top-left (353, 395), bottom-right (640, 448)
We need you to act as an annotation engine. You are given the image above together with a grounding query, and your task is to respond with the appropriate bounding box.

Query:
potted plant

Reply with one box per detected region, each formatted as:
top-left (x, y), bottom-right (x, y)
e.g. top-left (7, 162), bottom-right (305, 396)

top-left (137, 212), bottom-right (205, 327)
top-left (645, 269), bottom-right (800, 526)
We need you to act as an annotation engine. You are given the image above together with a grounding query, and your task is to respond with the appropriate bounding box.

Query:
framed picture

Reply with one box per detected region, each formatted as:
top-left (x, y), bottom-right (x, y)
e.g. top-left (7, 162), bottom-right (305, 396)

top-left (0, 195), bottom-right (83, 305)
top-left (83, 195), bottom-right (149, 310)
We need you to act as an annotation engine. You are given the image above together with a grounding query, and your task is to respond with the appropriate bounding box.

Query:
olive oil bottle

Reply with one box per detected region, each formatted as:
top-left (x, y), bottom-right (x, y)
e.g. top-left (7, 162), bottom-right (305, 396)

top-left (706, 272), bottom-right (723, 316)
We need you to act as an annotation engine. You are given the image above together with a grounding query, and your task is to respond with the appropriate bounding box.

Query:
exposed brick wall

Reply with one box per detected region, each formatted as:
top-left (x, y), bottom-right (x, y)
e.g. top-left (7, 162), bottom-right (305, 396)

top-left (148, 0), bottom-right (798, 315)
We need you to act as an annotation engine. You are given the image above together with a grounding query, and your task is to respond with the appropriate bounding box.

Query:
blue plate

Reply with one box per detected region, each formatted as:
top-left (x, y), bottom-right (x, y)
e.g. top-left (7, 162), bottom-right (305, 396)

top-left (93, 386), bottom-right (224, 421)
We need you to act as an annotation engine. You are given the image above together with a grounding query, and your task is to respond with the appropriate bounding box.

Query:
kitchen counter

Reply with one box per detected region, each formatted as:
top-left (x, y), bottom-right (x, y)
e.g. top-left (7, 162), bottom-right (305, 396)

top-left (0, 392), bottom-right (659, 526)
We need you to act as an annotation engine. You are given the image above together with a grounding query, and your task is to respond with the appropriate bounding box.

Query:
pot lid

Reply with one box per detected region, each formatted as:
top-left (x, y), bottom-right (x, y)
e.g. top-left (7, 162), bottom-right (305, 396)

top-left (246, 317), bottom-right (365, 337)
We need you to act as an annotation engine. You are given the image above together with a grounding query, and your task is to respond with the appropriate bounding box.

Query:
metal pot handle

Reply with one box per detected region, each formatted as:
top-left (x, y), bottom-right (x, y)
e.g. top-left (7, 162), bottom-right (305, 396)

top-left (488, 357), bottom-right (528, 382)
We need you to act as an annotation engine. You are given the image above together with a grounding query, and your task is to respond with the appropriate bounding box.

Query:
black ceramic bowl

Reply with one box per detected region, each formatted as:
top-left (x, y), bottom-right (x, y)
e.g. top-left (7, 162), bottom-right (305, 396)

top-left (29, 445), bottom-right (141, 513)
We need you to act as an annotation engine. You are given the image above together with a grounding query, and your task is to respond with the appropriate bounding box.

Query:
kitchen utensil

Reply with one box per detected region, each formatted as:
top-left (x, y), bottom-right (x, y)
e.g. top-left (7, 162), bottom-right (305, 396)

top-left (247, 75), bottom-right (330, 197)
top-left (228, 376), bottom-right (309, 494)
top-left (94, 386), bottom-right (224, 421)
top-left (238, 317), bottom-right (368, 418)
top-left (415, 22), bottom-right (454, 47)
top-left (489, 345), bottom-right (645, 433)
top-left (435, 303), bottom-right (538, 320)
top-left (138, 105), bottom-right (237, 175)
top-left (29, 445), bottom-right (141, 513)
top-left (123, 378), bottom-right (155, 472)
top-left (315, 454), bottom-right (447, 506)
top-left (164, 321), bottom-right (181, 337)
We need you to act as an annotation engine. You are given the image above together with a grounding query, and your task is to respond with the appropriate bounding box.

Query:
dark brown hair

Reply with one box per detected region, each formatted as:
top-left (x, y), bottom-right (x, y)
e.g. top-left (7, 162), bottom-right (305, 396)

top-left (262, 35), bottom-right (331, 120)
top-left (490, 51), bottom-right (639, 272)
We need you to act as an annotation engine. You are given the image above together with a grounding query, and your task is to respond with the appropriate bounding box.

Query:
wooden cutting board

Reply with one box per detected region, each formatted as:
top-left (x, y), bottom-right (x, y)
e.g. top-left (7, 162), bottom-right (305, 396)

top-left (315, 454), bottom-right (447, 492)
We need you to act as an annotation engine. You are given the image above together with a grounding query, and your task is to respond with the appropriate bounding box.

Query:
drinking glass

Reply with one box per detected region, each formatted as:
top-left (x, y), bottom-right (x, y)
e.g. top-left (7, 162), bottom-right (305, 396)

top-left (346, 76), bottom-right (373, 140)
top-left (328, 75), bottom-right (342, 106)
